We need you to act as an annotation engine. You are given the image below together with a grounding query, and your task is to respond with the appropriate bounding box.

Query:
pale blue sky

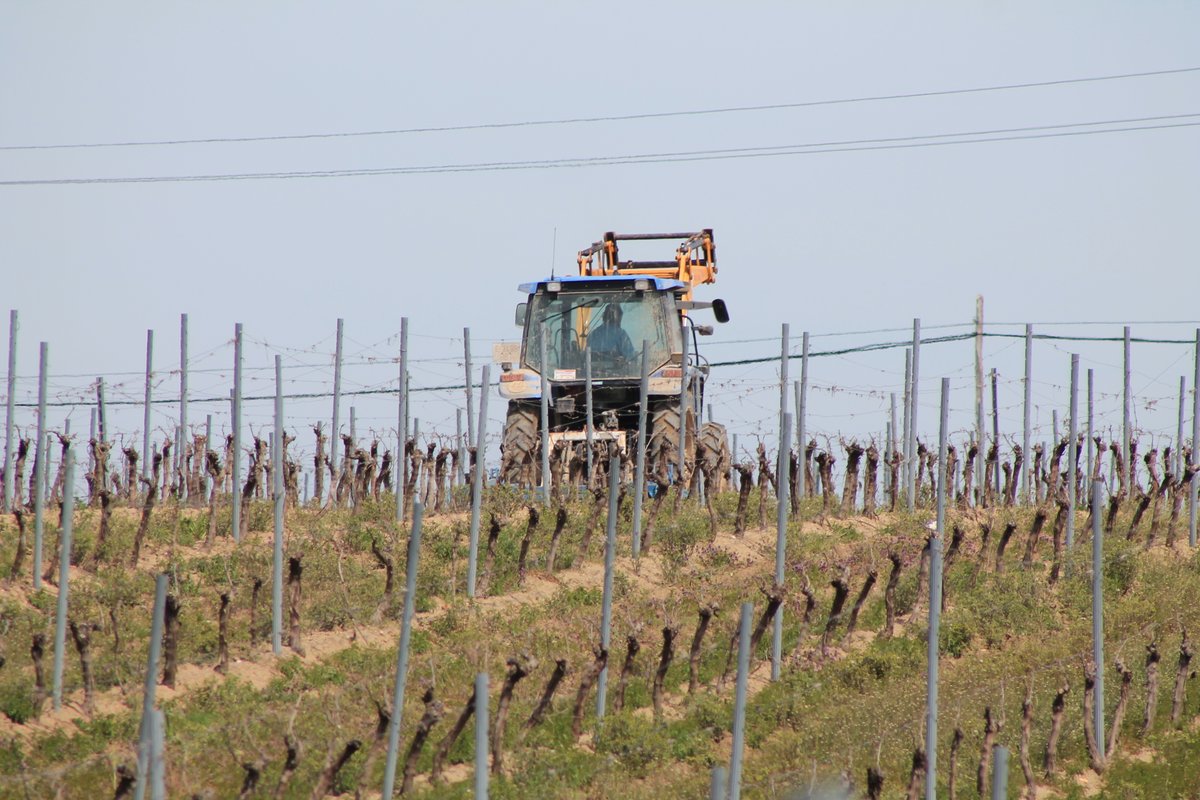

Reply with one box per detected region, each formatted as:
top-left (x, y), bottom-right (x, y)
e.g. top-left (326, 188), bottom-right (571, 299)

top-left (3, 2), bottom-right (1198, 463)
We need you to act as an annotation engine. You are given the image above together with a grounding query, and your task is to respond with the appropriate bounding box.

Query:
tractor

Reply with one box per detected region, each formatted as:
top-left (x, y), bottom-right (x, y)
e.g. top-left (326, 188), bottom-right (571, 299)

top-left (494, 230), bottom-right (731, 490)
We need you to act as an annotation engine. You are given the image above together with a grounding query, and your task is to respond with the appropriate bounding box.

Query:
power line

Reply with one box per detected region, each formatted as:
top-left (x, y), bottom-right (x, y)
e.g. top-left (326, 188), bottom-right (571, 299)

top-left (4, 65), bottom-right (1197, 151)
top-left (3, 114), bottom-right (1197, 187)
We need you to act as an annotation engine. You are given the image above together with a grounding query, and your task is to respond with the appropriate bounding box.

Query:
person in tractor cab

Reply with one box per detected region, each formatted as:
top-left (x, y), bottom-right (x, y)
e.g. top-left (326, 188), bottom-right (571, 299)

top-left (590, 302), bottom-right (635, 361)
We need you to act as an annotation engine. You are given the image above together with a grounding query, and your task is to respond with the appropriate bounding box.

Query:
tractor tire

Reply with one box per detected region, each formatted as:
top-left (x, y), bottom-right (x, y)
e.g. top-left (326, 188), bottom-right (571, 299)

top-left (499, 403), bottom-right (539, 487)
top-left (647, 404), bottom-right (696, 484)
top-left (698, 421), bottom-right (731, 492)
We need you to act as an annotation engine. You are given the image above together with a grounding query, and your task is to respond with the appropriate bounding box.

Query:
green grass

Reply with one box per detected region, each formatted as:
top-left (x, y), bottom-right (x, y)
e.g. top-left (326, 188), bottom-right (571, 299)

top-left (0, 490), bottom-right (1199, 798)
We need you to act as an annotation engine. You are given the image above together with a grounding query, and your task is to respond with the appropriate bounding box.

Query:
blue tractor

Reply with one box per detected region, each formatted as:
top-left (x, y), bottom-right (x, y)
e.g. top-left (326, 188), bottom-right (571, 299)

top-left (495, 230), bottom-right (731, 490)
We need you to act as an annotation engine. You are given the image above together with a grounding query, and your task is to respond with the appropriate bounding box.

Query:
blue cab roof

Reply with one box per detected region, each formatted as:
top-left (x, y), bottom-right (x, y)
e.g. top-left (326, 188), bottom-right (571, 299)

top-left (518, 275), bottom-right (685, 294)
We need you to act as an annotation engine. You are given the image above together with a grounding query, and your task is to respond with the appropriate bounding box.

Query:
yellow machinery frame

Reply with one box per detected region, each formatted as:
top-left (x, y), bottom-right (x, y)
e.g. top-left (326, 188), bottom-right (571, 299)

top-left (575, 230), bottom-right (717, 303)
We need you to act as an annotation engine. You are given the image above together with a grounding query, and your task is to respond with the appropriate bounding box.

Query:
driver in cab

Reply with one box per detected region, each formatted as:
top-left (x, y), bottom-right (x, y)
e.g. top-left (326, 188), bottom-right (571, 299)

top-left (590, 303), bottom-right (635, 361)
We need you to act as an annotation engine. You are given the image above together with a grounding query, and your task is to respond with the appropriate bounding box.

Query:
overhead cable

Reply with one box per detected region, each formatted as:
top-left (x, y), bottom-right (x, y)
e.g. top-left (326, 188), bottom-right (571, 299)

top-left (2, 114), bottom-right (1197, 187)
top-left (3, 65), bottom-right (1197, 151)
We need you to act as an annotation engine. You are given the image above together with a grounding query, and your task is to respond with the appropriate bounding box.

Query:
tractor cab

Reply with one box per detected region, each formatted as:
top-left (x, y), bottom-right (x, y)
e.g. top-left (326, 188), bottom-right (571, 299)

top-left (517, 276), bottom-right (684, 382)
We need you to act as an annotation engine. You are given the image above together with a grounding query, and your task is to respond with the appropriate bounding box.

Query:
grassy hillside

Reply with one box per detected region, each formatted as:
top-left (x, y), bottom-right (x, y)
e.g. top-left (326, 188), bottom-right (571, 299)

top-left (1, 486), bottom-right (1198, 798)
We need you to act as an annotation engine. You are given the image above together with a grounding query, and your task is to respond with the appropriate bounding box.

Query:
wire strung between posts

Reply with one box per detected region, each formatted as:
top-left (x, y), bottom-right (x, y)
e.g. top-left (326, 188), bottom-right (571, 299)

top-left (713, 331), bottom-right (1200, 368)
top-left (14, 330), bottom-right (1199, 408)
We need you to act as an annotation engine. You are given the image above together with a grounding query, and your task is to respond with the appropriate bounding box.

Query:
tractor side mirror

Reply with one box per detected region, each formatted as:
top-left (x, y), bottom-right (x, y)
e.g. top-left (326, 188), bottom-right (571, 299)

top-left (515, 302), bottom-right (528, 326)
top-left (712, 298), bottom-right (730, 323)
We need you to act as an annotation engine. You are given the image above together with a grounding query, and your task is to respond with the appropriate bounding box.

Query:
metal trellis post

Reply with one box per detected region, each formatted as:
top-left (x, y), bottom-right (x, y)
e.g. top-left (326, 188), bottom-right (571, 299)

top-left (1191, 329), bottom-right (1199, 547)
top-left (411, 419), bottom-right (420, 505)
top-left (464, 326), bottom-right (475, 451)
top-left (135, 574), bottom-right (168, 800)
top-left (540, 324), bottom-right (551, 505)
top-left (902, 348), bottom-right (911, 503)
top-left (728, 601), bottom-right (753, 800)
top-left (1177, 376), bottom-right (1186, 479)
top-left (1023, 323), bottom-right (1032, 503)
top-left (710, 765), bottom-right (728, 800)
top-left (1087, 368), bottom-right (1095, 485)
top-left (1067, 355), bottom-right (1078, 550)
top-left (678, 326), bottom-right (690, 489)
top-left (97, 377), bottom-right (108, 446)
top-left (778, 323), bottom-right (789, 449)
top-left (331, 318), bottom-right (344, 479)
top-left (889, 392), bottom-right (897, 497)
top-left (772, 412), bottom-right (792, 681)
top-left (142, 329), bottom-right (153, 482)
top-left (149, 708), bottom-right (166, 800)
top-left (272, 356), bottom-right (284, 656)
top-left (3, 309), bottom-right (16, 512)
top-left (798, 332), bottom-right (809, 497)
top-left (43, 431), bottom-right (51, 502)
top-left (475, 672), bottom-right (489, 800)
top-left (52, 446), bottom-right (75, 710)
top-left (397, 317), bottom-right (408, 523)
top-left (926, 377), bottom-right (949, 800)
top-left (908, 318), bottom-right (921, 509)
top-left (596, 454), bottom-right (619, 719)
top-left (179, 313), bottom-right (188, 502)
top-left (991, 368), bottom-right (1000, 496)
top-left (585, 348), bottom-right (595, 488)
top-left (990, 745), bottom-right (1009, 800)
top-left (632, 341), bottom-right (649, 556)
top-left (32, 342), bottom-right (48, 590)
top-left (231, 323), bottom-right (243, 541)
top-left (467, 366), bottom-right (490, 598)
top-left (204, 414), bottom-right (212, 504)
top-left (793, 381), bottom-right (802, 487)
top-left (381, 500), bottom-right (425, 798)
top-left (1092, 476), bottom-right (1105, 761)
top-left (1123, 326), bottom-right (1131, 491)
top-left (975, 300), bottom-right (985, 504)
top-left (456, 408), bottom-right (464, 487)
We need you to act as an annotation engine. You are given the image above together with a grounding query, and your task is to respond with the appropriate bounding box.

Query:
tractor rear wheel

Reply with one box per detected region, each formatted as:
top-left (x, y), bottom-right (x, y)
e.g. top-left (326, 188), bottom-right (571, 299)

top-left (698, 421), bottom-right (731, 492)
top-left (647, 404), bottom-right (696, 484)
top-left (499, 402), bottom-right (539, 487)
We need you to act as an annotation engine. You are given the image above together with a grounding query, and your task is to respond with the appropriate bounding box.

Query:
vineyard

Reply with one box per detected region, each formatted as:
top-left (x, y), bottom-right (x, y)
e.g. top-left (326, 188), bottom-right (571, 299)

top-left (3, 0), bottom-right (1197, 793)
top-left (2, 316), bottom-right (1200, 799)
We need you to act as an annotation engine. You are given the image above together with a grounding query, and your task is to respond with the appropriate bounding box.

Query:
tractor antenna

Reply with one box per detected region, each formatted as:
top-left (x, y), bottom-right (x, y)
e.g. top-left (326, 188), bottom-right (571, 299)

top-left (550, 226), bottom-right (557, 279)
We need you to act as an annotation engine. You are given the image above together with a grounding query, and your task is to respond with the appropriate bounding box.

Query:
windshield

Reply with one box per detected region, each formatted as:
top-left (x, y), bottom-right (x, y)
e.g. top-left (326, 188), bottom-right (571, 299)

top-left (524, 290), bottom-right (679, 380)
